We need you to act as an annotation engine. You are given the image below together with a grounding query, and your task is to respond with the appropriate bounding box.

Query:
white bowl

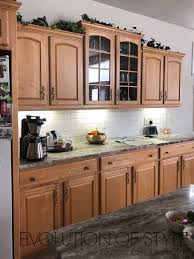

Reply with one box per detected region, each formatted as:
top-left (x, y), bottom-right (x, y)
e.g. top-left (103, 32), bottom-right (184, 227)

top-left (165, 210), bottom-right (188, 233)
top-left (183, 225), bottom-right (194, 252)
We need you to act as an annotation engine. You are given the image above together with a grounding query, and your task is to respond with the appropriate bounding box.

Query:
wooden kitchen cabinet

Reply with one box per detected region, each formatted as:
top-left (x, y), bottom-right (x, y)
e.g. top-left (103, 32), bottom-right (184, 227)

top-left (17, 28), bottom-right (49, 106)
top-left (82, 21), bottom-right (115, 106)
top-left (142, 48), bottom-right (164, 105)
top-left (64, 175), bottom-right (98, 225)
top-left (0, 9), bottom-right (9, 47)
top-left (101, 168), bottom-right (132, 214)
top-left (49, 33), bottom-right (83, 106)
top-left (182, 153), bottom-right (194, 187)
top-left (142, 47), bottom-right (184, 106)
top-left (133, 162), bottom-right (158, 203)
top-left (160, 157), bottom-right (181, 194)
top-left (164, 54), bottom-right (183, 105)
top-left (20, 183), bottom-right (62, 256)
top-left (116, 32), bottom-right (142, 106)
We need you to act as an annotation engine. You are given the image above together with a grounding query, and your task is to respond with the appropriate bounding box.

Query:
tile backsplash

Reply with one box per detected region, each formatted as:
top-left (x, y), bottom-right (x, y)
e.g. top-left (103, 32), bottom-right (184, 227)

top-left (18, 108), bottom-right (167, 141)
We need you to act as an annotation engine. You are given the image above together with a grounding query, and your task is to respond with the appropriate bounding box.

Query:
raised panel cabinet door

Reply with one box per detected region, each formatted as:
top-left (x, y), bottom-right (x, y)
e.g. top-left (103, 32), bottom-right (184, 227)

top-left (164, 55), bottom-right (183, 105)
top-left (0, 9), bottom-right (9, 46)
top-left (116, 34), bottom-right (142, 106)
top-left (50, 34), bottom-right (83, 106)
top-left (142, 49), bottom-right (164, 105)
top-left (182, 153), bottom-right (194, 187)
top-left (133, 162), bottom-right (158, 203)
top-left (160, 157), bottom-right (181, 194)
top-left (64, 175), bottom-right (98, 225)
top-left (20, 184), bottom-right (62, 257)
top-left (101, 168), bottom-right (132, 214)
top-left (17, 30), bottom-right (49, 106)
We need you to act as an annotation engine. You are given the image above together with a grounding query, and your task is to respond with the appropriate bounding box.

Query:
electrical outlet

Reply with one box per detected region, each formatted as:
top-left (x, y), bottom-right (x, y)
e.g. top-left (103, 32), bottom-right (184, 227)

top-left (144, 117), bottom-right (153, 125)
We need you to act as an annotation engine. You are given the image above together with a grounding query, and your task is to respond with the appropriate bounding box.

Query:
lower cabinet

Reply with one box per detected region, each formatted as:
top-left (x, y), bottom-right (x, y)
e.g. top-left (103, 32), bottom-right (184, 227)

top-left (101, 168), bottom-right (132, 214)
top-left (182, 153), bottom-right (194, 187)
top-left (64, 175), bottom-right (98, 225)
top-left (20, 183), bottom-right (62, 257)
top-left (133, 162), bottom-right (158, 203)
top-left (160, 157), bottom-right (181, 194)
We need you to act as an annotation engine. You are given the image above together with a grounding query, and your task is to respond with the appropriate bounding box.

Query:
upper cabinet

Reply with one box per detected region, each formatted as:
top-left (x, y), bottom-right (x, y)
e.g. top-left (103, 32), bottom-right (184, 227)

top-left (17, 25), bottom-right (83, 109)
top-left (17, 28), bottom-right (49, 106)
top-left (142, 47), bottom-right (184, 106)
top-left (164, 54), bottom-right (183, 105)
top-left (50, 34), bottom-right (83, 106)
top-left (82, 22), bottom-right (115, 106)
top-left (0, 9), bottom-right (9, 47)
top-left (116, 32), bottom-right (142, 106)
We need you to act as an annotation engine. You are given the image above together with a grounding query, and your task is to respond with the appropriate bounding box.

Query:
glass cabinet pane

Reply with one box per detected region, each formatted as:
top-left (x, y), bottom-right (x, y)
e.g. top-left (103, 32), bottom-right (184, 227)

top-left (89, 36), bottom-right (100, 50)
top-left (120, 87), bottom-right (128, 101)
top-left (130, 42), bottom-right (138, 56)
top-left (89, 85), bottom-right (99, 101)
top-left (101, 37), bottom-right (110, 52)
top-left (99, 86), bottom-right (110, 101)
top-left (120, 56), bottom-right (128, 70)
top-left (130, 57), bottom-right (138, 71)
top-left (100, 53), bottom-right (110, 69)
top-left (100, 70), bottom-right (110, 85)
top-left (89, 68), bottom-right (99, 84)
top-left (89, 52), bottom-right (99, 68)
top-left (120, 42), bottom-right (129, 55)
top-left (120, 72), bottom-right (128, 84)
top-left (129, 87), bottom-right (137, 101)
top-left (129, 72), bottom-right (137, 86)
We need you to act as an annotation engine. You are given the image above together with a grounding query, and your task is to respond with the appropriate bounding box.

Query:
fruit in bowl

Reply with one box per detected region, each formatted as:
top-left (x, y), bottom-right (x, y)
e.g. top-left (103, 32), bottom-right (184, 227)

top-left (86, 129), bottom-right (106, 144)
top-left (165, 210), bottom-right (190, 233)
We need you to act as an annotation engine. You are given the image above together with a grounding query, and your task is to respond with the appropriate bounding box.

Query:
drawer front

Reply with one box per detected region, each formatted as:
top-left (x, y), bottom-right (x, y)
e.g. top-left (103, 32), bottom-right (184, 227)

top-left (101, 148), bottom-right (158, 171)
top-left (160, 142), bottom-right (194, 159)
top-left (20, 159), bottom-right (98, 189)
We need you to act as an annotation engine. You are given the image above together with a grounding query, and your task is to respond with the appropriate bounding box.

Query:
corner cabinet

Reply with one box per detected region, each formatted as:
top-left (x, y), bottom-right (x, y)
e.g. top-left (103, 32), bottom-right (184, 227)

top-left (17, 28), bottom-right (49, 106)
top-left (0, 9), bottom-right (9, 47)
top-left (82, 21), bottom-right (115, 106)
top-left (142, 47), bottom-right (184, 106)
top-left (116, 32), bottom-right (142, 106)
top-left (49, 34), bottom-right (83, 106)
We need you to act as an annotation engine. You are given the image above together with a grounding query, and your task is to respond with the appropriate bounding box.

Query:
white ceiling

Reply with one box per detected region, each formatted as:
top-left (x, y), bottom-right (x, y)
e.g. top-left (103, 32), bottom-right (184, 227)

top-left (95, 0), bottom-right (194, 30)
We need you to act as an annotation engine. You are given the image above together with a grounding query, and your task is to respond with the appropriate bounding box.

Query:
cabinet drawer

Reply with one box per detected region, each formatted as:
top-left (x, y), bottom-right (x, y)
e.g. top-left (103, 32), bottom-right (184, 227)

top-left (20, 159), bottom-right (98, 189)
top-left (160, 142), bottom-right (194, 159)
top-left (101, 148), bottom-right (158, 171)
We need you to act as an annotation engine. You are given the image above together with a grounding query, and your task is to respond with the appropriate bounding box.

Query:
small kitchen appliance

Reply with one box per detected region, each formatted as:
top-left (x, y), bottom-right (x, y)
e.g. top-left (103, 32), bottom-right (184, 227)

top-left (143, 120), bottom-right (158, 137)
top-left (20, 115), bottom-right (47, 160)
top-left (47, 130), bottom-right (73, 153)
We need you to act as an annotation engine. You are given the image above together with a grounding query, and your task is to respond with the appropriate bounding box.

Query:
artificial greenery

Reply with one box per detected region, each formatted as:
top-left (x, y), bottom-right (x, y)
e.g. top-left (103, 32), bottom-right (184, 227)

top-left (141, 37), bottom-right (171, 51)
top-left (29, 16), bottom-right (49, 27)
top-left (81, 13), bottom-right (114, 27)
top-left (51, 20), bottom-right (84, 34)
top-left (16, 12), bottom-right (172, 50)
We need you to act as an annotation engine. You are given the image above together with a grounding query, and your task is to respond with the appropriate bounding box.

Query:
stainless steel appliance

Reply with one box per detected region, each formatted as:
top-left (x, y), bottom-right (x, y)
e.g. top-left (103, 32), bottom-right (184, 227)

top-left (20, 116), bottom-right (47, 160)
top-left (143, 120), bottom-right (158, 137)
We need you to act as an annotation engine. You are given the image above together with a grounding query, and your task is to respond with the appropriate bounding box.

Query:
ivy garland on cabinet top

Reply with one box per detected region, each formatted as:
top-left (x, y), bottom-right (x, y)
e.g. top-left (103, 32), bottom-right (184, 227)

top-left (16, 12), bottom-right (171, 50)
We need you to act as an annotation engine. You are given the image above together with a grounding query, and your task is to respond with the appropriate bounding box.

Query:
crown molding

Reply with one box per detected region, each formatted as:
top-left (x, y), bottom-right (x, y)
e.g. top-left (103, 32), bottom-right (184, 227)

top-left (0, 0), bottom-right (21, 11)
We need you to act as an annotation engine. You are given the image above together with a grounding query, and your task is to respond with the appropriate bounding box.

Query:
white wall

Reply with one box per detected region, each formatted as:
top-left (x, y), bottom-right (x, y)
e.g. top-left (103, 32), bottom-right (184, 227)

top-left (18, 0), bottom-right (194, 139)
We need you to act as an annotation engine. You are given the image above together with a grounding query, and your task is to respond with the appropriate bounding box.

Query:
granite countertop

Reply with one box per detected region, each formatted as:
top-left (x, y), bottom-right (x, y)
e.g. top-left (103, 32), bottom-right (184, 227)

top-left (19, 134), bottom-right (194, 172)
top-left (47, 186), bottom-right (194, 259)
top-left (0, 126), bottom-right (12, 140)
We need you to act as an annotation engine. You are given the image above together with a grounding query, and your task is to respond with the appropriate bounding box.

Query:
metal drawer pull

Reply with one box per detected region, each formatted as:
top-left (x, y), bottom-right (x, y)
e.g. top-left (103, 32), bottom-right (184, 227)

top-left (165, 151), bottom-right (169, 154)
top-left (40, 86), bottom-right (45, 100)
top-left (108, 161), bottom-right (113, 165)
top-left (127, 172), bottom-right (130, 184)
top-left (84, 166), bottom-right (89, 170)
top-left (29, 177), bottom-right (36, 182)
top-left (149, 154), bottom-right (153, 157)
top-left (182, 160), bottom-right (186, 169)
top-left (133, 170), bottom-right (137, 183)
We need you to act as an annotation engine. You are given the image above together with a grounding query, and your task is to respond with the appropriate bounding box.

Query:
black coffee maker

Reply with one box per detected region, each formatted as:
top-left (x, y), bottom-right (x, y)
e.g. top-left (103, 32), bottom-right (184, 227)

top-left (20, 115), bottom-right (47, 160)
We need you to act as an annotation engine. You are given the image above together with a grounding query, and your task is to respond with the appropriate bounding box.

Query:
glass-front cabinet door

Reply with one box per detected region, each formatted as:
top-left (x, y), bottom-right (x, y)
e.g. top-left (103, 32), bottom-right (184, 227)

top-left (116, 33), bottom-right (142, 106)
top-left (83, 23), bottom-right (115, 105)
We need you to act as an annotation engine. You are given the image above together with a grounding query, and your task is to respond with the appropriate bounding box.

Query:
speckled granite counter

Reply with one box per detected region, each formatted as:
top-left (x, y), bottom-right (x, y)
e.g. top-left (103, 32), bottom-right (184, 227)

top-left (19, 134), bottom-right (194, 172)
top-left (0, 126), bottom-right (12, 139)
top-left (47, 186), bottom-right (194, 259)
